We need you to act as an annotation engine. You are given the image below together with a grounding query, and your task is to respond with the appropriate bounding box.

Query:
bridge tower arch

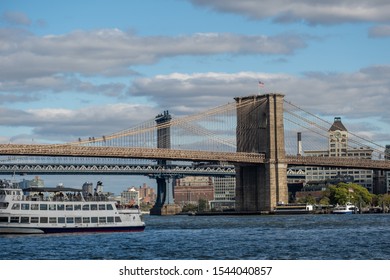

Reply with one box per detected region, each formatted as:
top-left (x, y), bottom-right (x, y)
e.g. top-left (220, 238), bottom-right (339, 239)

top-left (234, 94), bottom-right (288, 212)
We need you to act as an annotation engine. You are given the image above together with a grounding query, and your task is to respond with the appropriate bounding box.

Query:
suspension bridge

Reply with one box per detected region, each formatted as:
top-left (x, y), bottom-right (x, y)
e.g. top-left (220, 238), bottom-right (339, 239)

top-left (1, 93), bottom-right (390, 213)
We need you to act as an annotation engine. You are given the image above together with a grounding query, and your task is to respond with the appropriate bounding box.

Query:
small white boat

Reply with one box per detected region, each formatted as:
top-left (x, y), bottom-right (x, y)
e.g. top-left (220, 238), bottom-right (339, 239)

top-left (0, 179), bottom-right (145, 234)
top-left (332, 202), bottom-right (358, 214)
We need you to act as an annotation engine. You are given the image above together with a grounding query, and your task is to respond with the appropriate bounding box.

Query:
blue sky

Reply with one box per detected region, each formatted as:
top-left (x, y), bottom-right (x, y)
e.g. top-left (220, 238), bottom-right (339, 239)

top-left (1, 0), bottom-right (390, 193)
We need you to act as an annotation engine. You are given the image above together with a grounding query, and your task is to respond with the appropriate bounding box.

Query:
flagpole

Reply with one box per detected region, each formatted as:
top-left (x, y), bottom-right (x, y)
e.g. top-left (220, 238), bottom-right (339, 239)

top-left (258, 81), bottom-right (264, 94)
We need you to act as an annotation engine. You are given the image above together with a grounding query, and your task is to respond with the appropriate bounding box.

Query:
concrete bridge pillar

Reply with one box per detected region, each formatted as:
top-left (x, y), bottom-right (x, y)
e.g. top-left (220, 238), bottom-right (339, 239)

top-left (234, 94), bottom-right (288, 212)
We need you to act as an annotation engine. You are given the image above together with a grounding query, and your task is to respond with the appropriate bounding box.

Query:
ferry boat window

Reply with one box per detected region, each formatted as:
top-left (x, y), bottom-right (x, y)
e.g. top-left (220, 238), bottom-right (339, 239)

top-left (82, 217), bottom-right (90, 223)
top-left (106, 204), bottom-right (113, 210)
top-left (31, 217), bottom-right (39, 223)
top-left (0, 217), bottom-right (8, 223)
top-left (82, 204), bottom-right (90, 211)
top-left (75, 217), bottom-right (82, 224)
top-left (57, 204), bottom-right (64, 211)
top-left (58, 217), bottom-right (65, 223)
top-left (21, 203), bottom-right (29, 210)
top-left (40, 204), bottom-right (48, 211)
top-left (49, 217), bottom-right (57, 223)
top-left (91, 217), bottom-right (98, 223)
top-left (10, 217), bottom-right (19, 223)
top-left (99, 204), bottom-right (106, 210)
top-left (99, 217), bottom-right (106, 223)
top-left (74, 204), bottom-right (81, 211)
top-left (91, 204), bottom-right (97, 211)
top-left (31, 204), bottom-right (39, 210)
top-left (49, 204), bottom-right (56, 210)
top-left (66, 205), bottom-right (73, 211)
top-left (107, 216), bottom-right (114, 223)
top-left (0, 202), bottom-right (9, 209)
top-left (40, 217), bottom-right (48, 223)
top-left (114, 216), bottom-right (122, 223)
top-left (66, 217), bottom-right (74, 223)
top-left (21, 217), bottom-right (29, 223)
top-left (11, 203), bottom-right (20, 210)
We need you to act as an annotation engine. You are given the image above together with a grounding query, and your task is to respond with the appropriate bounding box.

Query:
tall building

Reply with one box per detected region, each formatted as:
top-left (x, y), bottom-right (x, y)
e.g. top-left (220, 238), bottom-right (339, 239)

top-left (386, 145), bottom-right (390, 193)
top-left (120, 187), bottom-right (140, 206)
top-left (174, 176), bottom-right (214, 207)
top-left (304, 117), bottom-right (374, 192)
top-left (138, 183), bottom-right (156, 205)
top-left (210, 177), bottom-right (236, 210)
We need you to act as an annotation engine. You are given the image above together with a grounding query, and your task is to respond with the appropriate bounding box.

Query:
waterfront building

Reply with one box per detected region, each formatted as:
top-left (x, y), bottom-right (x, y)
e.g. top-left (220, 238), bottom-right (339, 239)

top-left (210, 177), bottom-right (236, 210)
top-left (120, 187), bottom-right (140, 206)
top-left (303, 117), bottom-right (374, 192)
top-left (18, 176), bottom-right (45, 189)
top-left (137, 183), bottom-right (156, 205)
top-left (386, 145), bottom-right (390, 193)
top-left (174, 176), bottom-right (214, 207)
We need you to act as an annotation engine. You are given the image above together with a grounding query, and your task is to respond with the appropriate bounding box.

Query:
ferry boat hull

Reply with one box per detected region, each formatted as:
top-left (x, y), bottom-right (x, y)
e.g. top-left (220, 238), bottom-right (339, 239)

top-left (0, 225), bottom-right (145, 234)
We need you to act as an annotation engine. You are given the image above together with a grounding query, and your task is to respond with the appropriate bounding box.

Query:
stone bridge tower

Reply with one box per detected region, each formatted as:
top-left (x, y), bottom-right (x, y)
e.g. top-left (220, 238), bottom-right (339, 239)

top-left (234, 94), bottom-right (288, 212)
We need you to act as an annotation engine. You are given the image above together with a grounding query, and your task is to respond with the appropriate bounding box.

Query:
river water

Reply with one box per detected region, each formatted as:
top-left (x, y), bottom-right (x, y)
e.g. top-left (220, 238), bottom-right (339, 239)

top-left (1, 214), bottom-right (390, 260)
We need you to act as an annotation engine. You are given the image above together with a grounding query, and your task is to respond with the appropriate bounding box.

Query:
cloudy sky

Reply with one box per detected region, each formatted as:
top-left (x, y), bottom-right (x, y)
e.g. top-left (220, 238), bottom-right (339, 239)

top-left (1, 0), bottom-right (390, 191)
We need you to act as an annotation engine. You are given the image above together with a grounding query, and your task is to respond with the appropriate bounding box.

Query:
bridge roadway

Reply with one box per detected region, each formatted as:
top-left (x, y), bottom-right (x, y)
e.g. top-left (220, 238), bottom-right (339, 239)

top-left (0, 144), bottom-right (263, 164)
top-left (1, 144), bottom-right (390, 170)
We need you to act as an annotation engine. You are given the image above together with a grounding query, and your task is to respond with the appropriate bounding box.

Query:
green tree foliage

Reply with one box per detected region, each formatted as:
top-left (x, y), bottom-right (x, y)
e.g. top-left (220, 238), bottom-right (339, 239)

top-left (297, 195), bottom-right (316, 205)
top-left (198, 198), bottom-right (208, 212)
top-left (181, 204), bottom-right (197, 213)
top-left (319, 196), bottom-right (330, 205)
top-left (378, 194), bottom-right (390, 208)
top-left (325, 182), bottom-right (372, 206)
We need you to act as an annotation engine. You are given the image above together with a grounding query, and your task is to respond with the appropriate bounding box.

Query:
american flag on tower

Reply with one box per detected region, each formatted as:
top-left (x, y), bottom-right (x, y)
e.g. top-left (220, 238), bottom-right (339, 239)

top-left (258, 81), bottom-right (264, 87)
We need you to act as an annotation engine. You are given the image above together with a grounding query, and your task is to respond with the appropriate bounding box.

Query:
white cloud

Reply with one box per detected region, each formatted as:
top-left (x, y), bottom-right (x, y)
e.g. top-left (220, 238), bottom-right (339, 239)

top-left (189, 0), bottom-right (390, 25)
top-left (1, 11), bottom-right (32, 26)
top-left (0, 104), bottom-right (159, 143)
top-left (369, 25), bottom-right (390, 37)
top-left (0, 28), bottom-right (307, 82)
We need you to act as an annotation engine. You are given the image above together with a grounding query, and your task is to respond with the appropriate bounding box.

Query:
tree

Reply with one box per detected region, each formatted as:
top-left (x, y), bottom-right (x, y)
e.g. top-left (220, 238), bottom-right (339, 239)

top-left (181, 204), bottom-right (197, 213)
top-left (325, 182), bottom-right (373, 206)
top-left (198, 198), bottom-right (208, 212)
top-left (319, 196), bottom-right (330, 205)
top-left (297, 195), bottom-right (316, 205)
top-left (378, 194), bottom-right (390, 208)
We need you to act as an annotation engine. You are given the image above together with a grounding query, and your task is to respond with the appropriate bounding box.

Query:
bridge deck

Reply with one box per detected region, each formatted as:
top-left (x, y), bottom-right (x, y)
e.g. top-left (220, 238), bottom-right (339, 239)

top-left (0, 144), bottom-right (264, 164)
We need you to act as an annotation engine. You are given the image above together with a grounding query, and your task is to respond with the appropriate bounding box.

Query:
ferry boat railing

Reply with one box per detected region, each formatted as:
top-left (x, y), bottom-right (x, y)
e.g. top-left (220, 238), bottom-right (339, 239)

top-left (11, 192), bottom-right (112, 202)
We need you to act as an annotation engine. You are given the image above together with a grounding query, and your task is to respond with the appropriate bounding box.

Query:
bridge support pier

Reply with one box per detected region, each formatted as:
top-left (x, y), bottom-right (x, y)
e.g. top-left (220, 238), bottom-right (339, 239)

top-left (234, 94), bottom-right (288, 213)
top-left (150, 111), bottom-right (181, 215)
top-left (150, 176), bottom-right (181, 215)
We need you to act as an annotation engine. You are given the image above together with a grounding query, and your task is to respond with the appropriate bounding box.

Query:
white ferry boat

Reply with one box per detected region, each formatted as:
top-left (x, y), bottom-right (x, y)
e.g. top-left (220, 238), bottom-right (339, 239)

top-left (332, 202), bottom-right (358, 214)
top-left (0, 179), bottom-right (145, 234)
top-left (273, 203), bottom-right (314, 214)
